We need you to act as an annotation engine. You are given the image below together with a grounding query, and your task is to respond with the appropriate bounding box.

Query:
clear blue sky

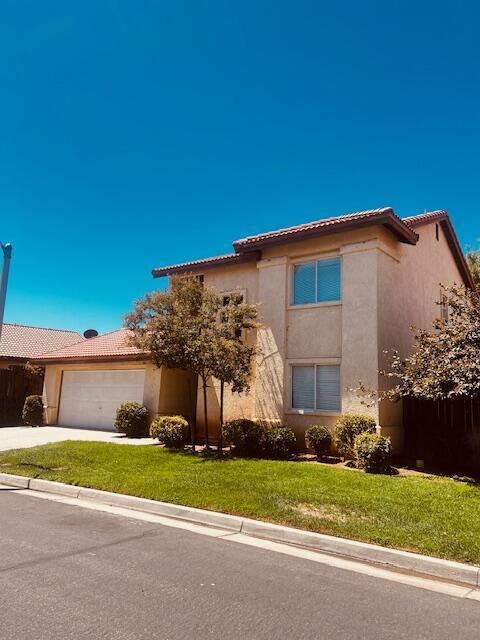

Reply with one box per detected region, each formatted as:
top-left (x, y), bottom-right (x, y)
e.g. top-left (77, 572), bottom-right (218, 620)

top-left (1, 1), bottom-right (479, 334)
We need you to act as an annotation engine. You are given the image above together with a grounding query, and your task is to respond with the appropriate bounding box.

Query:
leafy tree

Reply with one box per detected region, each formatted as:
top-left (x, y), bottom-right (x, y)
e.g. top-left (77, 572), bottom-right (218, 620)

top-left (125, 277), bottom-right (259, 451)
top-left (357, 286), bottom-right (480, 403)
top-left (211, 292), bottom-right (259, 452)
top-left (466, 248), bottom-right (480, 288)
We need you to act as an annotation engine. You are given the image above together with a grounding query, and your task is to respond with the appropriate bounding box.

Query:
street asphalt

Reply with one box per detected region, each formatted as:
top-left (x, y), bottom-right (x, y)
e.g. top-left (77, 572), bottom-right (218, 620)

top-left (1, 488), bottom-right (479, 640)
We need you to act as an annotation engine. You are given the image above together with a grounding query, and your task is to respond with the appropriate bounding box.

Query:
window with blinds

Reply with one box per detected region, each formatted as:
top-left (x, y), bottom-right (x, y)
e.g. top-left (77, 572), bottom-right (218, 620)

top-left (292, 257), bottom-right (341, 305)
top-left (291, 364), bottom-right (341, 412)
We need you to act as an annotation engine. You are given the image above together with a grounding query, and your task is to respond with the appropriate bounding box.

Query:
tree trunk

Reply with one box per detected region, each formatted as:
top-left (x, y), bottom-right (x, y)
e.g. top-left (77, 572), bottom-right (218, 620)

top-left (187, 375), bottom-right (197, 451)
top-left (202, 375), bottom-right (209, 450)
top-left (218, 379), bottom-right (224, 456)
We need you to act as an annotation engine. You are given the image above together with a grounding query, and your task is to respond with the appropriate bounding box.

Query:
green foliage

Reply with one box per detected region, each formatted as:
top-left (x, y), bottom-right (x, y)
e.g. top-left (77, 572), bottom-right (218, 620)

top-left (334, 414), bottom-right (376, 458)
top-left (354, 432), bottom-right (392, 474)
top-left (263, 426), bottom-right (297, 460)
top-left (125, 276), bottom-right (259, 448)
top-left (150, 415), bottom-right (189, 449)
top-left (305, 425), bottom-right (332, 458)
top-left (22, 395), bottom-right (43, 426)
top-left (114, 402), bottom-right (149, 438)
top-left (222, 418), bottom-right (264, 456)
top-left (466, 249), bottom-right (480, 288)
top-left (355, 286), bottom-right (480, 403)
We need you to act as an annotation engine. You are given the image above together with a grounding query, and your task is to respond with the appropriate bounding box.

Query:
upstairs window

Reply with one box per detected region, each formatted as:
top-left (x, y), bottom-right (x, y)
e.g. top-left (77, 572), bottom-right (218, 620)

top-left (292, 257), bottom-right (341, 305)
top-left (291, 365), bottom-right (341, 412)
top-left (440, 294), bottom-right (449, 323)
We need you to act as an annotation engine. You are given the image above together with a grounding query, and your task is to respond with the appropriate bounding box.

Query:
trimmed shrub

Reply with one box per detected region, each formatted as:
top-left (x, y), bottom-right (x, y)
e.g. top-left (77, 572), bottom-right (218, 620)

top-left (114, 402), bottom-right (149, 438)
top-left (354, 432), bottom-right (392, 474)
top-left (222, 418), bottom-right (264, 456)
top-left (150, 415), bottom-right (189, 449)
top-left (263, 426), bottom-right (296, 460)
top-left (334, 414), bottom-right (377, 458)
top-left (22, 395), bottom-right (43, 427)
top-left (305, 425), bottom-right (332, 458)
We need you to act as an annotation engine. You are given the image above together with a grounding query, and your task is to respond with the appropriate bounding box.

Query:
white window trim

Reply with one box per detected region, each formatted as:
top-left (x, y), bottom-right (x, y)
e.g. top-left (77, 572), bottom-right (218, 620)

top-left (288, 361), bottom-right (342, 416)
top-left (289, 254), bottom-right (342, 308)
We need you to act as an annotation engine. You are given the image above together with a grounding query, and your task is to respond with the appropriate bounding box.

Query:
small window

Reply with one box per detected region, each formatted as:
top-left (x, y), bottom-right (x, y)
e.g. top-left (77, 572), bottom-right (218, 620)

top-left (291, 364), bottom-right (341, 412)
top-left (440, 294), bottom-right (449, 323)
top-left (435, 224), bottom-right (440, 241)
top-left (221, 292), bottom-right (244, 338)
top-left (292, 257), bottom-right (341, 305)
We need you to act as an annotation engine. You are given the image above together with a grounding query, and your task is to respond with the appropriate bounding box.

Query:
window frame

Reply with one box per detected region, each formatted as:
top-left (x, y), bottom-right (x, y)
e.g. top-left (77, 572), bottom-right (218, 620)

top-left (288, 361), bottom-right (342, 416)
top-left (289, 254), bottom-right (342, 308)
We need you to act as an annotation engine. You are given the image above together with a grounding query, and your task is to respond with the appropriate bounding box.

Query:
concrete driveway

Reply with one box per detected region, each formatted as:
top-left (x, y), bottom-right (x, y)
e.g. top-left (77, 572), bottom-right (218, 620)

top-left (0, 425), bottom-right (157, 451)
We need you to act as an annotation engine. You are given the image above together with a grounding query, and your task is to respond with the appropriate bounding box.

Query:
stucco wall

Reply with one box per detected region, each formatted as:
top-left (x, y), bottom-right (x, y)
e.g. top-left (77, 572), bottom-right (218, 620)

top-left (376, 222), bottom-right (465, 448)
top-left (200, 227), bottom-right (384, 443)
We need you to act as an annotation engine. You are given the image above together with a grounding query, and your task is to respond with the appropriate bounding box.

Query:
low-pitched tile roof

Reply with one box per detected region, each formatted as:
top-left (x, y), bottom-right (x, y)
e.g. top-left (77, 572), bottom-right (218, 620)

top-left (152, 207), bottom-right (418, 278)
top-left (403, 210), bottom-right (448, 227)
top-left (32, 328), bottom-right (147, 364)
top-left (152, 251), bottom-right (261, 278)
top-left (0, 324), bottom-right (84, 361)
top-left (151, 206), bottom-right (474, 289)
top-left (232, 207), bottom-right (418, 251)
top-left (404, 210), bottom-right (474, 288)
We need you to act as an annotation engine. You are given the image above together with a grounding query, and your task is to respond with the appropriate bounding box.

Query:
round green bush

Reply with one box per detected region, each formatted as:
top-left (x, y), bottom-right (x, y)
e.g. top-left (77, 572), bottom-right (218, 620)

top-left (22, 395), bottom-right (44, 427)
top-left (333, 413), bottom-right (377, 458)
top-left (305, 425), bottom-right (332, 458)
top-left (150, 415), bottom-right (189, 449)
top-left (354, 432), bottom-right (392, 474)
top-left (222, 418), bottom-right (264, 456)
top-left (114, 402), bottom-right (149, 438)
top-left (263, 426), bottom-right (296, 460)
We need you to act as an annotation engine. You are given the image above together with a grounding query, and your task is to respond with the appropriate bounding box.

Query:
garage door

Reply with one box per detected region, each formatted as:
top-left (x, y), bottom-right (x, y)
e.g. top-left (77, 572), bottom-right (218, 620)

top-left (58, 369), bottom-right (146, 430)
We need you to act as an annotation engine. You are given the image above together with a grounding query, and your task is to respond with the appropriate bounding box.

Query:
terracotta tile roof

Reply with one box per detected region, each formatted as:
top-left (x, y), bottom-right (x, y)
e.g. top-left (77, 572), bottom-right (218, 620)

top-left (404, 210), bottom-right (474, 289)
top-left (0, 324), bottom-right (84, 361)
top-left (232, 207), bottom-right (418, 251)
top-left (152, 251), bottom-right (260, 278)
top-left (403, 210), bottom-right (448, 227)
top-left (152, 207), bottom-right (418, 277)
top-left (33, 328), bottom-right (147, 363)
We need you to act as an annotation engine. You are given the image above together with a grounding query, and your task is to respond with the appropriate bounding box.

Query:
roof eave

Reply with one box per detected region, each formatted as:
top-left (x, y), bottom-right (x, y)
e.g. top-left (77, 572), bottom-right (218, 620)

top-left (439, 218), bottom-right (475, 289)
top-left (233, 212), bottom-right (418, 253)
top-left (152, 251), bottom-right (261, 278)
top-left (31, 353), bottom-right (149, 365)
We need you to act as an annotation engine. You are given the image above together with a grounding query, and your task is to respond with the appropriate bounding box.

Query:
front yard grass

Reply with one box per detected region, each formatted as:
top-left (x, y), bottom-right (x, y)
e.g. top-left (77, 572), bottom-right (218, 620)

top-left (1, 441), bottom-right (480, 565)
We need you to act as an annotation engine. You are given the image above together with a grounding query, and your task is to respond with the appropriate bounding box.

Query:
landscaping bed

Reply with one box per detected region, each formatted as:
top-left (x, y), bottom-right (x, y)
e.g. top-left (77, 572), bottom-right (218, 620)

top-left (1, 440), bottom-right (480, 565)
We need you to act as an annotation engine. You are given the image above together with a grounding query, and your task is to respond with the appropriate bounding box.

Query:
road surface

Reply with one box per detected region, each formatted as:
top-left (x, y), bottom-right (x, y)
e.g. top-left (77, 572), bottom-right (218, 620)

top-left (1, 488), bottom-right (479, 639)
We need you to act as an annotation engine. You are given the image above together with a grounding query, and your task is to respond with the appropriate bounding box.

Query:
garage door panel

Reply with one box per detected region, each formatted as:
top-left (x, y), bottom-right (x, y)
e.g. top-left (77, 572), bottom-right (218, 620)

top-left (58, 369), bottom-right (146, 430)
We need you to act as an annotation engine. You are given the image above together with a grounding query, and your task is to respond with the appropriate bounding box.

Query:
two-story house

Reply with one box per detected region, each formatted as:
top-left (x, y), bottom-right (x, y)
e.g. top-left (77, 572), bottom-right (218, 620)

top-left (151, 207), bottom-right (473, 451)
top-left (35, 207), bottom-right (472, 451)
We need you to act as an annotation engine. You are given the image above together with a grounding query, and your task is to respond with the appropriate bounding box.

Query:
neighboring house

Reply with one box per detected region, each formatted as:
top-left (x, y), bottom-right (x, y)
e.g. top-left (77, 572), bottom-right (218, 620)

top-left (0, 323), bottom-right (84, 424)
top-left (33, 328), bottom-right (194, 430)
top-left (151, 207), bottom-right (473, 451)
top-left (34, 207), bottom-right (473, 449)
top-left (0, 323), bottom-right (84, 367)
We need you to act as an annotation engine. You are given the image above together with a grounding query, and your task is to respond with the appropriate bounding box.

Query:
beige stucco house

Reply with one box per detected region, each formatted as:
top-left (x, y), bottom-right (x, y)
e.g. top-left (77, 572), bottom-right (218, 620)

top-left (152, 207), bottom-right (473, 451)
top-left (34, 207), bottom-right (473, 451)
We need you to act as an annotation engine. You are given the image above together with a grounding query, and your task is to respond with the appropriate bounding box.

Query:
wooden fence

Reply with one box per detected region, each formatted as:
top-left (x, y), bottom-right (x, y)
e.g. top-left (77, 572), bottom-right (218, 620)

top-left (403, 396), bottom-right (480, 474)
top-left (0, 365), bottom-right (44, 425)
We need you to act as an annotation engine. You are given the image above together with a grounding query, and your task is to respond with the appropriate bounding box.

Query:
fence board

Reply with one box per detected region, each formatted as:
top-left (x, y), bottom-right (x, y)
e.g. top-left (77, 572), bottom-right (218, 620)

top-left (0, 365), bottom-right (43, 425)
top-left (404, 396), bottom-right (480, 474)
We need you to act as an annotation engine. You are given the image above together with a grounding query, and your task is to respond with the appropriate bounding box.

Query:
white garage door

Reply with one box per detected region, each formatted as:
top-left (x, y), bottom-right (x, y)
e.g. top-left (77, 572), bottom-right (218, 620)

top-left (58, 369), bottom-right (146, 430)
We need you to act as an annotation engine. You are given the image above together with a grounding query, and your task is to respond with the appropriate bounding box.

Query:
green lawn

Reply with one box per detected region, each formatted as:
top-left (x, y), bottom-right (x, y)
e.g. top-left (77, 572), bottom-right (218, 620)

top-left (1, 441), bottom-right (479, 565)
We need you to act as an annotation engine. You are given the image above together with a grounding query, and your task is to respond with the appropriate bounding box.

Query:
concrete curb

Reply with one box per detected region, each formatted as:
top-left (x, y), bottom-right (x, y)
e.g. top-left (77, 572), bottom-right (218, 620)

top-left (1, 472), bottom-right (479, 588)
